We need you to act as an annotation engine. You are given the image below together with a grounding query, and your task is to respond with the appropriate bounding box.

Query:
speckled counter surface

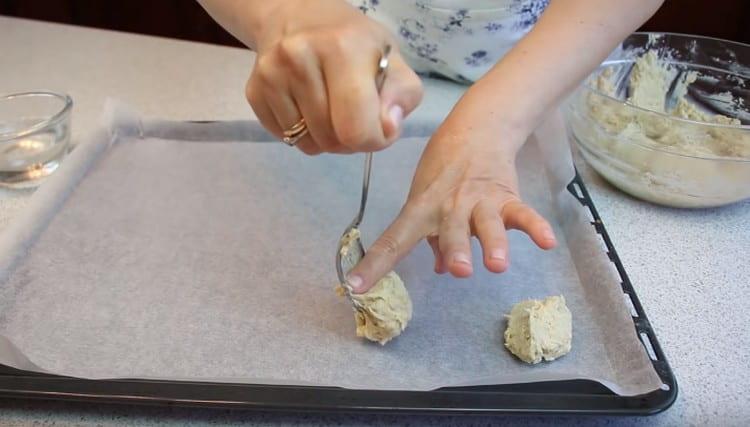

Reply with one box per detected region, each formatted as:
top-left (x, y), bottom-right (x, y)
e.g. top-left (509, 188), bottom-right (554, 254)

top-left (0, 16), bottom-right (747, 427)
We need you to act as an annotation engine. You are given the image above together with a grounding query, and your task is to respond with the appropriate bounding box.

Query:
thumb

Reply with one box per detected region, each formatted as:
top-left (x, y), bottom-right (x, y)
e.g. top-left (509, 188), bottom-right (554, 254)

top-left (347, 206), bottom-right (426, 294)
top-left (379, 53), bottom-right (424, 141)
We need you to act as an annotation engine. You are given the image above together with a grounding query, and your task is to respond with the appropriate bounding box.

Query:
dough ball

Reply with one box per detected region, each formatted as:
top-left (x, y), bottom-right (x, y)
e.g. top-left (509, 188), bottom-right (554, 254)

top-left (504, 295), bottom-right (572, 364)
top-left (347, 271), bottom-right (412, 345)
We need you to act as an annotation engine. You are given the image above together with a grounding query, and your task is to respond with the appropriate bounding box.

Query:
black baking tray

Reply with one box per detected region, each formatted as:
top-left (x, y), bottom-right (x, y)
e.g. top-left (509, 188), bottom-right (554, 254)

top-left (0, 172), bottom-right (677, 415)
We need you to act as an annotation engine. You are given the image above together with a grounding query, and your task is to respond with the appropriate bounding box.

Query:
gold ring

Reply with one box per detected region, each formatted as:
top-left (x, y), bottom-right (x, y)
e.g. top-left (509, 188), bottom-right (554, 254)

top-left (282, 118), bottom-right (308, 146)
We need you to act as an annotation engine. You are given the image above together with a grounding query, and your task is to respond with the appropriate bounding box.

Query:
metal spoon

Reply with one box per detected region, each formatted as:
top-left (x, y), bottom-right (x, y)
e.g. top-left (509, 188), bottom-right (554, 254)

top-left (336, 45), bottom-right (391, 308)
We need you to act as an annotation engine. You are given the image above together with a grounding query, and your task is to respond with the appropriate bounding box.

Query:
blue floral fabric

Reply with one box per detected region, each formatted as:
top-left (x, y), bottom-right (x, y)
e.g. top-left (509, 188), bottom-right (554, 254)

top-left (348, 0), bottom-right (549, 83)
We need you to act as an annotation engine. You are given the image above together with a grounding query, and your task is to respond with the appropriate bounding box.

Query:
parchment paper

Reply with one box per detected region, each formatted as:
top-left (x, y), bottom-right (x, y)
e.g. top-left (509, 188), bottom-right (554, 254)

top-left (0, 101), bottom-right (663, 396)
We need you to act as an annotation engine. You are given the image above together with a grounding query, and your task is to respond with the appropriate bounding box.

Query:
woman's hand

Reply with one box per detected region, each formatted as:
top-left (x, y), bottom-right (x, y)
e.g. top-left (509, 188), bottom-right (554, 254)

top-left (345, 90), bottom-right (557, 293)
top-left (245, 0), bottom-right (423, 155)
top-left (337, 0), bottom-right (667, 291)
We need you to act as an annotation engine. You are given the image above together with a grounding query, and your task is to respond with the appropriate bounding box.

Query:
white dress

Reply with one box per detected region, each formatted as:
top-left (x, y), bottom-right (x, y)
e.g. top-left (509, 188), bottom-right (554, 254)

top-left (347, 0), bottom-right (550, 83)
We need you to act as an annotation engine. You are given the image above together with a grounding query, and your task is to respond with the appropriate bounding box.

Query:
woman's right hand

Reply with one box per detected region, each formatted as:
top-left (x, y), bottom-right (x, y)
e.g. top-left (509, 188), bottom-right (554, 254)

top-left (247, 0), bottom-right (424, 155)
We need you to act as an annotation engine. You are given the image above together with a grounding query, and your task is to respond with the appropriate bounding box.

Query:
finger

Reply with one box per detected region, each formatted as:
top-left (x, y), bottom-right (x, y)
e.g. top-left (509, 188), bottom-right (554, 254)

top-left (347, 204), bottom-right (428, 294)
top-left (378, 53), bottom-right (424, 141)
top-left (281, 39), bottom-right (344, 153)
top-left (438, 207), bottom-right (474, 278)
top-left (294, 138), bottom-right (323, 156)
top-left (260, 76), bottom-right (316, 150)
top-left (295, 137), bottom-right (352, 155)
top-left (245, 74), bottom-right (283, 138)
top-left (253, 51), bottom-right (316, 150)
top-left (322, 44), bottom-right (386, 152)
top-left (471, 200), bottom-right (509, 273)
top-left (501, 200), bottom-right (557, 250)
top-left (427, 236), bottom-right (446, 274)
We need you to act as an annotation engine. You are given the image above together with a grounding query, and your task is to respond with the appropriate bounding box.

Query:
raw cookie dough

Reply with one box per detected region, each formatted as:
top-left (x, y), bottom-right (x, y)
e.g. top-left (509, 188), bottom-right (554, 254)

top-left (588, 50), bottom-right (749, 159)
top-left (338, 228), bottom-right (360, 259)
top-left (504, 295), bottom-right (572, 364)
top-left (575, 49), bottom-right (750, 206)
top-left (337, 271), bottom-right (412, 345)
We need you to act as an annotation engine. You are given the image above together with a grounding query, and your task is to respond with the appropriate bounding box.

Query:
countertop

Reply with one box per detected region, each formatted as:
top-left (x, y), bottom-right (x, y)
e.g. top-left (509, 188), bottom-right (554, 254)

top-left (0, 16), bottom-right (747, 426)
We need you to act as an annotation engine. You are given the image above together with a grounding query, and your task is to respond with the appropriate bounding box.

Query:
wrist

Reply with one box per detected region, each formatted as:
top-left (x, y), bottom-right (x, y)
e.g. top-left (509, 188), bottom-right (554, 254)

top-left (252, 0), bottom-right (353, 52)
top-left (198, 0), bottom-right (285, 50)
top-left (445, 85), bottom-right (536, 155)
top-left (246, 1), bottom-right (287, 51)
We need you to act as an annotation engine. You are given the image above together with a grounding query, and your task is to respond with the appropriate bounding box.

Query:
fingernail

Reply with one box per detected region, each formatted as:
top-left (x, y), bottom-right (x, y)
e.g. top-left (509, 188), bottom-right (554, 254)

top-left (542, 229), bottom-right (556, 242)
top-left (452, 252), bottom-right (471, 265)
top-left (346, 274), bottom-right (364, 293)
top-left (388, 105), bottom-right (403, 129)
top-left (490, 248), bottom-right (506, 261)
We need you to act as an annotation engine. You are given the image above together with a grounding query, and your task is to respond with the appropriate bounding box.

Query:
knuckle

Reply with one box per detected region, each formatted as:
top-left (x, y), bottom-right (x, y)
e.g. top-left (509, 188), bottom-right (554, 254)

top-left (480, 230), bottom-right (506, 246)
top-left (244, 79), bottom-right (258, 104)
top-left (490, 238), bottom-right (508, 248)
top-left (255, 54), bottom-right (273, 74)
top-left (408, 70), bottom-right (424, 90)
top-left (462, 178), bottom-right (500, 199)
top-left (472, 203), bottom-right (497, 223)
top-left (254, 54), bottom-right (277, 83)
top-left (439, 200), bottom-right (456, 219)
top-left (339, 23), bottom-right (361, 38)
top-left (296, 141), bottom-right (320, 156)
top-left (326, 28), bottom-right (357, 53)
top-left (298, 147), bottom-right (321, 157)
top-left (328, 144), bottom-right (352, 154)
top-left (512, 205), bottom-right (537, 223)
top-left (475, 216), bottom-right (498, 232)
top-left (456, 186), bottom-right (477, 202)
top-left (276, 36), bottom-right (310, 67)
top-left (318, 141), bottom-right (342, 154)
top-left (501, 202), bottom-right (541, 229)
top-left (402, 196), bottom-right (429, 217)
top-left (439, 214), bottom-right (462, 233)
top-left (401, 196), bottom-right (439, 226)
top-left (405, 72), bottom-right (424, 102)
top-left (517, 210), bottom-right (537, 225)
top-left (443, 221), bottom-right (464, 235)
top-left (333, 120), bottom-right (369, 147)
top-left (370, 234), bottom-right (400, 260)
top-left (371, 136), bottom-right (393, 152)
top-left (440, 237), bottom-right (466, 254)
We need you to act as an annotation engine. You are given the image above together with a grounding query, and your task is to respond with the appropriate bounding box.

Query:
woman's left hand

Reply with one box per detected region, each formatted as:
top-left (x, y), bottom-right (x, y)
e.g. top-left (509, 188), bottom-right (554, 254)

top-left (345, 93), bottom-right (558, 293)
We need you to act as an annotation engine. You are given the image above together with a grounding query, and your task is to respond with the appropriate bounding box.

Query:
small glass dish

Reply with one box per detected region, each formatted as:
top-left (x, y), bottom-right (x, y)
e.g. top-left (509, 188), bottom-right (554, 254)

top-left (0, 92), bottom-right (73, 188)
top-left (565, 33), bottom-right (750, 208)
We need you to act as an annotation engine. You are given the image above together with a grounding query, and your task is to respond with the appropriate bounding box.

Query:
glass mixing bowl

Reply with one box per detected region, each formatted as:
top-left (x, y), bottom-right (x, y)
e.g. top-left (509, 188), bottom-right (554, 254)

top-left (565, 33), bottom-right (750, 208)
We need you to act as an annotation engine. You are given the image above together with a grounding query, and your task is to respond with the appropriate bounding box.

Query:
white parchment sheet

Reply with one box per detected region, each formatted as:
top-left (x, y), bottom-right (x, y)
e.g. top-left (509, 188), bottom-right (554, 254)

top-left (0, 102), bottom-right (662, 396)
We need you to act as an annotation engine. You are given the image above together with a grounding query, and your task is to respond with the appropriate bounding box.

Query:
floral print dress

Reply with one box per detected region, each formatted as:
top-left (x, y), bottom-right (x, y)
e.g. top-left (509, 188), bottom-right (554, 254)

top-left (348, 0), bottom-right (550, 83)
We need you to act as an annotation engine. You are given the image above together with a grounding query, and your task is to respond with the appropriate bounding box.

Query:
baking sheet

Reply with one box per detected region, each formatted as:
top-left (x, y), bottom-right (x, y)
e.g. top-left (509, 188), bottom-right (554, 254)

top-left (0, 102), bottom-right (662, 396)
